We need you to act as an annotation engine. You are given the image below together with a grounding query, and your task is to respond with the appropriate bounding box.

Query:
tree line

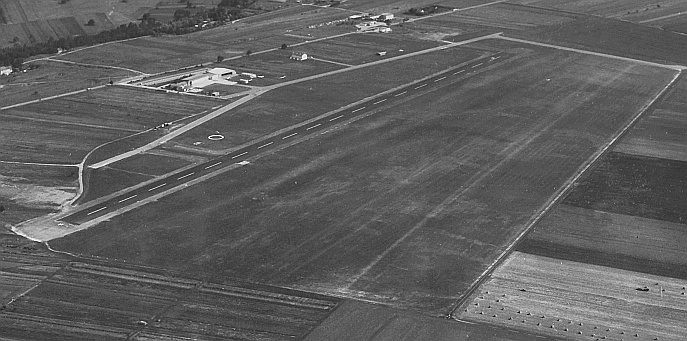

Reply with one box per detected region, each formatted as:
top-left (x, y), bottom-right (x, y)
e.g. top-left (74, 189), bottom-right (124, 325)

top-left (0, 1), bottom-right (257, 68)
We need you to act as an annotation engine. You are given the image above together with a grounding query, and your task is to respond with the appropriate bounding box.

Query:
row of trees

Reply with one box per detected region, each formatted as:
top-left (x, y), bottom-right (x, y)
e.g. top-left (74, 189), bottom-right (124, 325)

top-left (0, 1), bottom-right (257, 67)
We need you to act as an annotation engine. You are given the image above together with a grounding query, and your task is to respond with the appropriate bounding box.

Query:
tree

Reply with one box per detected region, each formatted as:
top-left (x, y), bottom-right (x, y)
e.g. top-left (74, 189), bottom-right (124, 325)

top-left (217, 55), bottom-right (224, 62)
top-left (281, 43), bottom-right (287, 49)
top-left (11, 57), bottom-right (24, 69)
top-left (246, 50), bottom-right (252, 56)
top-left (86, 19), bottom-right (96, 26)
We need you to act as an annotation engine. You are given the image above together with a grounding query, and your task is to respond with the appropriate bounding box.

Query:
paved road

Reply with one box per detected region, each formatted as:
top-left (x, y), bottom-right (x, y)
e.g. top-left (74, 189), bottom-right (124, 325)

top-left (61, 53), bottom-right (506, 225)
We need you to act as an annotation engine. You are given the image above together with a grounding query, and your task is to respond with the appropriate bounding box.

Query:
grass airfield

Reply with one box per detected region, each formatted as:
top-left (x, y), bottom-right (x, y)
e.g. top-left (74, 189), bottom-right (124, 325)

top-left (3, 0), bottom-right (687, 340)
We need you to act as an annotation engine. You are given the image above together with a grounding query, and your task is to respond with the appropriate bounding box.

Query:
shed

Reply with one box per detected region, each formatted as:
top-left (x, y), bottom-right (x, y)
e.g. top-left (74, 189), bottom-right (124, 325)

top-left (290, 52), bottom-right (308, 61)
top-left (0, 66), bottom-right (12, 76)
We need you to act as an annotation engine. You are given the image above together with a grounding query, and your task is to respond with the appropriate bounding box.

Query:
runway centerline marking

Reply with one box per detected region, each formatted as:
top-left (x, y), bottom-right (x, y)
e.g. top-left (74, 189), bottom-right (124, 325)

top-left (282, 133), bottom-right (298, 139)
top-left (148, 183), bottom-right (167, 191)
top-left (352, 107), bottom-right (365, 113)
top-left (86, 207), bottom-right (107, 216)
top-left (434, 76), bottom-right (447, 82)
top-left (177, 173), bottom-right (194, 180)
top-left (204, 162), bottom-right (222, 170)
top-left (329, 115), bottom-right (344, 121)
top-left (453, 70), bottom-right (465, 75)
top-left (257, 141), bottom-right (273, 148)
top-left (394, 91), bottom-right (407, 97)
top-left (306, 124), bottom-right (321, 130)
top-left (472, 63), bottom-right (483, 68)
top-left (415, 84), bottom-right (427, 89)
top-left (373, 99), bottom-right (387, 104)
top-left (118, 195), bottom-right (137, 203)
top-left (231, 151), bottom-right (249, 158)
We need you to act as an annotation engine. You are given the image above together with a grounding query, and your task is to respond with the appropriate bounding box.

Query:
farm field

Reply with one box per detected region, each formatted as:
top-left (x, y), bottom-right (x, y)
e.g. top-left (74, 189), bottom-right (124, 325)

top-left (304, 300), bottom-right (555, 341)
top-left (0, 255), bottom-right (338, 341)
top-left (445, 3), bottom-right (578, 31)
top-left (0, 86), bottom-right (225, 164)
top-left (286, 33), bottom-right (443, 66)
top-left (518, 204), bottom-right (687, 279)
top-left (508, 0), bottom-right (687, 23)
top-left (457, 252), bottom-right (687, 341)
top-left (0, 60), bottom-right (130, 108)
top-left (48, 46), bottom-right (675, 314)
top-left (56, 6), bottom-right (355, 74)
top-left (563, 152), bottom-right (687, 225)
top-left (614, 75), bottom-right (687, 162)
top-left (514, 15), bottom-right (687, 65)
top-left (0, 163), bottom-right (78, 227)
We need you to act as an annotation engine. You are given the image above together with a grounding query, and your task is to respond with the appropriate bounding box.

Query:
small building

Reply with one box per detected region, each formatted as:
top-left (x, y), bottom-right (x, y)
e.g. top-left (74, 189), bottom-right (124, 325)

top-left (356, 21), bottom-right (390, 33)
top-left (290, 52), bottom-right (308, 61)
top-left (181, 73), bottom-right (212, 88)
top-left (208, 67), bottom-right (237, 79)
top-left (0, 66), bottom-right (12, 76)
top-left (376, 51), bottom-right (387, 56)
top-left (379, 13), bottom-right (394, 20)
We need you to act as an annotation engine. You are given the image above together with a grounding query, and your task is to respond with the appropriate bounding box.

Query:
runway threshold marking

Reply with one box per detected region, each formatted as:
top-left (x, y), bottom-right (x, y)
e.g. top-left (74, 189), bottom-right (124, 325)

top-left (257, 141), bottom-right (273, 148)
top-left (415, 84), bottom-right (427, 89)
top-left (373, 99), bottom-right (387, 104)
top-left (329, 115), bottom-right (344, 121)
top-left (352, 107), bottom-right (365, 113)
top-left (177, 172), bottom-right (194, 180)
top-left (231, 151), bottom-right (249, 158)
top-left (86, 207), bottom-right (107, 216)
top-left (148, 183), bottom-right (167, 191)
top-left (394, 91), bottom-right (407, 97)
top-left (118, 195), bottom-right (137, 203)
top-left (306, 123), bottom-right (321, 130)
top-left (282, 132), bottom-right (298, 139)
top-left (434, 76), bottom-right (447, 82)
top-left (204, 162), bottom-right (222, 170)
top-left (472, 63), bottom-right (483, 68)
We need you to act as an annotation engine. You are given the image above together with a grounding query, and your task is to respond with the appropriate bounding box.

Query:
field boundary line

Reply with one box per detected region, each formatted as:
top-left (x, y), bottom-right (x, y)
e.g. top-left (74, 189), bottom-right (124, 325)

top-left (447, 69), bottom-right (684, 318)
top-left (0, 85), bottom-right (107, 111)
top-left (0, 160), bottom-right (78, 167)
top-left (400, 0), bottom-right (509, 24)
top-left (25, 36), bottom-right (146, 64)
top-left (496, 35), bottom-right (686, 70)
top-left (44, 58), bottom-right (148, 75)
top-left (639, 11), bottom-right (687, 24)
top-left (0, 112), bottom-right (140, 132)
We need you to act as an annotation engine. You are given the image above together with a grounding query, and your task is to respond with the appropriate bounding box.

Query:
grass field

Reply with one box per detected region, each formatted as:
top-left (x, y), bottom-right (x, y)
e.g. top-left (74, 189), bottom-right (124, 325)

top-left (0, 86), bottom-right (224, 164)
top-left (56, 6), bottom-right (353, 74)
top-left (49, 45), bottom-right (675, 314)
top-left (0, 60), bottom-right (130, 108)
top-left (563, 152), bottom-right (687, 225)
top-left (518, 204), bottom-right (687, 279)
top-left (458, 252), bottom-right (687, 341)
top-left (173, 46), bottom-right (485, 150)
top-left (1, 255), bottom-right (338, 341)
top-left (509, 0), bottom-right (687, 23)
top-left (514, 15), bottom-right (687, 65)
top-left (615, 75), bottom-right (687, 162)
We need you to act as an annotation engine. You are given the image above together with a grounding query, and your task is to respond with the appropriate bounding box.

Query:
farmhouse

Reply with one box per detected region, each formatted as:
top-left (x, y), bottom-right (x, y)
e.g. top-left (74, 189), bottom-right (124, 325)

top-left (290, 52), bottom-right (308, 61)
top-left (0, 66), bottom-right (12, 76)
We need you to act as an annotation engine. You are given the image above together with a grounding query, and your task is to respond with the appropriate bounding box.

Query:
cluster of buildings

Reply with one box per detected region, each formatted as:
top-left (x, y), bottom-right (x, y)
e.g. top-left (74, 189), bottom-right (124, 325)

top-left (1, 66), bottom-right (12, 76)
top-left (350, 13), bottom-right (395, 33)
top-left (167, 67), bottom-right (260, 94)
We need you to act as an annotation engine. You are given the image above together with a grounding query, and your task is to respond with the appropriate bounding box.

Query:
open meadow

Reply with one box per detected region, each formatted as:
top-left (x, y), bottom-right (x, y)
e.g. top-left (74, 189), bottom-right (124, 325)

top-left (56, 6), bottom-right (355, 74)
top-left (0, 86), bottom-right (224, 164)
top-left (615, 75), bottom-right (687, 162)
top-left (49, 42), bottom-right (676, 314)
top-left (458, 252), bottom-right (687, 341)
top-left (0, 60), bottom-right (130, 107)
